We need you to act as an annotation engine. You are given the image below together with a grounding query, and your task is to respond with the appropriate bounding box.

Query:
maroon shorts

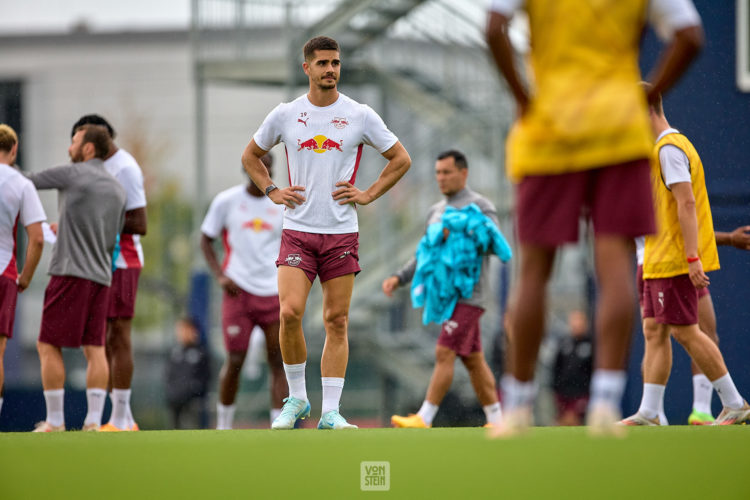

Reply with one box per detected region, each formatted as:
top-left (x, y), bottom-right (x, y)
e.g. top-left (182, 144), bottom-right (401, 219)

top-left (222, 290), bottom-right (280, 352)
top-left (638, 264), bottom-right (708, 312)
top-left (276, 229), bottom-right (360, 283)
top-left (437, 303), bottom-right (484, 357)
top-left (642, 274), bottom-right (700, 325)
top-left (555, 394), bottom-right (589, 419)
top-left (107, 268), bottom-right (141, 319)
top-left (516, 159), bottom-right (655, 246)
top-left (0, 276), bottom-right (18, 338)
top-left (39, 276), bottom-right (110, 348)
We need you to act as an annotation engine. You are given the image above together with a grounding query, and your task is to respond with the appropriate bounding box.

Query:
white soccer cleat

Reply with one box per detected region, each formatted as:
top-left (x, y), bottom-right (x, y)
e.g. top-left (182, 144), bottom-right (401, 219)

top-left (271, 397), bottom-right (311, 430)
top-left (317, 410), bottom-right (357, 430)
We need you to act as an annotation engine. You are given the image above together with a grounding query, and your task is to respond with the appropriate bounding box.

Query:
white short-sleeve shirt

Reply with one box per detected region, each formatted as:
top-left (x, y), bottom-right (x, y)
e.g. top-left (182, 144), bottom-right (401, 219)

top-left (0, 164), bottom-right (46, 280)
top-left (201, 185), bottom-right (284, 296)
top-left (253, 92), bottom-right (398, 234)
top-left (104, 148), bottom-right (147, 269)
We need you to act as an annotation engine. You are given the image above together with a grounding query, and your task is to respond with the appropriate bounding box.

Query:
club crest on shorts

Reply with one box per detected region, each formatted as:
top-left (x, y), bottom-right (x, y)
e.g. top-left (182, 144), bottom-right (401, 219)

top-left (285, 254), bottom-right (302, 267)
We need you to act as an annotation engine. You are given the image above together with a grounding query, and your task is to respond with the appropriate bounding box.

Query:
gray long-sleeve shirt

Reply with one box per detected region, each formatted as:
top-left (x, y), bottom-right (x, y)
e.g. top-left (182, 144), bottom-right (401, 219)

top-left (393, 186), bottom-right (499, 308)
top-left (27, 159), bottom-right (126, 286)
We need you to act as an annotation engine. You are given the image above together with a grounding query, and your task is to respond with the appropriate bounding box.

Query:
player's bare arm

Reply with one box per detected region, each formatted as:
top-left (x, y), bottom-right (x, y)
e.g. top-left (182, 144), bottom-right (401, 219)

top-left (646, 25), bottom-right (704, 104)
top-left (241, 139), bottom-right (305, 209)
top-left (672, 181), bottom-right (709, 289)
top-left (332, 141), bottom-right (411, 206)
top-left (122, 207), bottom-right (147, 235)
top-left (200, 233), bottom-right (241, 296)
top-left (17, 221), bottom-right (44, 292)
top-left (715, 226), bottom-right (750, 250)
top-left (486, 11), bottom-right (529, 117)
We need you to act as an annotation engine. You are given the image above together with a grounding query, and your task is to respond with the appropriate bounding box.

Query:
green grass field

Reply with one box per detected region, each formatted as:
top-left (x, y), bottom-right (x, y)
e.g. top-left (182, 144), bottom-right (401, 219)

top-left (2, 426), bottom-right (749, 499)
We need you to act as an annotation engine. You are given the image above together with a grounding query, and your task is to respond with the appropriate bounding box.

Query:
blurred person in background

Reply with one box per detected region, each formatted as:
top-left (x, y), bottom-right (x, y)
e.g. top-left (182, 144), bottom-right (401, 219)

top-left (27, 124), bottom-right (126, 432)
top-left (242, 35), bottom-right (411, 430)
top-left (384, 150), bottom-right (509, 429)
top-left (0, 124), bottom-right (46, 420)
top-left (70, 114), bottom-right (147, 432)
top-left (552, 310), bottom-right (593, 426)
top-left (486, 0), bottom-right (704, 435)
top-left (201, 154), bottom-right (285, 429)
top-left (165, 317), bottom-right (211, 429)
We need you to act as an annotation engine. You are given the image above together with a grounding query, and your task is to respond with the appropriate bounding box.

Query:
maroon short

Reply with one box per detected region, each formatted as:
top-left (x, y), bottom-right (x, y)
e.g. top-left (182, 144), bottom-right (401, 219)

top-left (107, 268), bottom-right (141, 319)
top-left (642, 274), bottom-right (699, 325)
top-left (516, 158), bottom-right (655, 246)
top-left (39, 276), bottom-right (110, 348)
top-left (437, 303), bottom-right (484, 357)
top-left (222, 290), bottom-right (280, 352)
top-left (276, 229), bottom-right (360, 283)
top-left (636, 264), bottom-right (645, 311)
top-left (555, 394), bottom-right (589, 420)
top-left (0, 276), bottom-right (18, 338)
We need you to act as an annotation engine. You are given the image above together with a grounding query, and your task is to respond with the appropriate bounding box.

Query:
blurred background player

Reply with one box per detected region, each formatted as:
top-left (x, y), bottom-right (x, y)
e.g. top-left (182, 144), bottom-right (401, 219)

top-left (200, 154), bottom-right (285, 429)
top-left (70, 114), bottom-right (147, 432)
top-left (26, 124), bottom-right (126, 432)
top-left (634, 226), bottom-right (750, 425)
top-left (486, 0), bottom-right (704, 435)
top-left (0, 124), bottom-right (46, 419)
top-left (552, 310), bottom-right (593, 426)
top-left (165, 317), bottom-right (210, 429)
top-left (242, 36), bottom-right (411, 430)
top-left (384, 150), bottom-right (504, 428)
top-left (622, 87), bottom-right (750, 426)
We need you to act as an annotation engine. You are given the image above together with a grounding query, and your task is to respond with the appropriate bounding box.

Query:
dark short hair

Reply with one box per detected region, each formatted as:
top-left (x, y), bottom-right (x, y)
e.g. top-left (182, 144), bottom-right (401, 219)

top-left (78, 124), bottom-right (112, 159)
top-left (303, 36), bottom-right (339, 61)
top-left (260, 153), bottom-right (273, 169)
top-left (437, 149), bottom-right (468, 169)
top-left (71, 114), bottom-right (116, 139)
top-left (640, 81), bottom-right (663, 116)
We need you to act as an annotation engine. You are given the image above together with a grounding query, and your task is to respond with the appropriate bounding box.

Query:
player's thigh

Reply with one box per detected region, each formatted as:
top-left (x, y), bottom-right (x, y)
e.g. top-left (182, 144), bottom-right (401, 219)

top-left (321, 273), bottom-right (355, 321)
top-left (278, 266), bottom-right (313, 318)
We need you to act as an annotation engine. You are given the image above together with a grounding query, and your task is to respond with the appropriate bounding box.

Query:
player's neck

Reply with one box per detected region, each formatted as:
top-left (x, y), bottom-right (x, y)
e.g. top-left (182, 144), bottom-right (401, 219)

top-left (104, 145), bottom-right (119, 161)
top-left (307, 87), bottom-right (339, 108)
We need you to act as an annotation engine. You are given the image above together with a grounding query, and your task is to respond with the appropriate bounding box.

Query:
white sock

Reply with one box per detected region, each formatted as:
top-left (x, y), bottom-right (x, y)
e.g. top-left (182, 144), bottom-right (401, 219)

top-left (216, 403), bottom-right (236, 430)
top-left (483, 402), bottom-right (502, 425)
top-left (589, 370), bottom-right (626, 410)
top-left (712, 373), bottom-right (744, 410)
top-left (658, 394), bottom-right (669, 425)
top-left (110, 389), bottom-right (132, 429)
top-left (502, 376), bottom-right (536, 410)
top-left (44, 389), bottom-right (65, 427)
top-left (638, 383), bottom-right (665, 420)
top-left (84, 388), bottom-right (107, 427)
top-left (283, 362), bottom-right (307, 402)
top-left (692, 374), bottom-right (713, 415)
top-left (321, 377), bottom-right (345, 415)
top-left (416, 400), bottom-right (439, 426)
top-left (270, 408), bottom-right (281, 422)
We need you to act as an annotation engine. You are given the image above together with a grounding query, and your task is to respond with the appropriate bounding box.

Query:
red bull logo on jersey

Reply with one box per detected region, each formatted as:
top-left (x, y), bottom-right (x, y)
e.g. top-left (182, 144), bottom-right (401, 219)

top-left (297, 135), bottom-right (343, 153)
top-left (242, 218), bottom-right (273, 232)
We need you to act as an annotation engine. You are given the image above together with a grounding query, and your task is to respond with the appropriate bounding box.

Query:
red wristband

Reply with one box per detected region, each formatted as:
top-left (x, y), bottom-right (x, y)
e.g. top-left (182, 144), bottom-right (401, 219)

top-left (686, 256), bottom-right (700, 263)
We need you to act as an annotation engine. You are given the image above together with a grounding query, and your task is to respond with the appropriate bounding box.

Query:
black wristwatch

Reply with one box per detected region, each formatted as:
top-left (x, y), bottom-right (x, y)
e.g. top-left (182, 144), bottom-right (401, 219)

top-left (265, 184), bottom-right (278, 197)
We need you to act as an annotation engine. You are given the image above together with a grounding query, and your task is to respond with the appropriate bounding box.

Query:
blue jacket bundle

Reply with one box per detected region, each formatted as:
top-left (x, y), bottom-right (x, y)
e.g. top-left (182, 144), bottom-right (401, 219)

top-left (410, 203), bottom-right (512, 325)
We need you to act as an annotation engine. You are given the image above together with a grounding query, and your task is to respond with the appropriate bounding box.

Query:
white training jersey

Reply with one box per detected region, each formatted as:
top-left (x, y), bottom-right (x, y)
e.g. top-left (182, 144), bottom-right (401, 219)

top-left (104, 148), bottom-right (146, 269)
top-left (201, 185), bottom-right (284, 296)
top-left (0, 164), bottom-right (46, 280)
top-left (253, 92), bottom-right (398, 234)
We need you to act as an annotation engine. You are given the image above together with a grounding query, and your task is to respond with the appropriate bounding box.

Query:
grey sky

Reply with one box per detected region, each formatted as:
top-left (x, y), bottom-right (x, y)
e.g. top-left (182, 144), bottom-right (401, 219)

top-left (4, 0), bottom-right (190, 33)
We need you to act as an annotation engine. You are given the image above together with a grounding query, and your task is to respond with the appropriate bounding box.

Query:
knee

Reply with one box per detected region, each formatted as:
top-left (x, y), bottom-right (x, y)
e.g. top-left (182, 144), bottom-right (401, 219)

top-left (643, 326), bottom-right (667, 344)
top-left (279, 304), bottom-right (304, 326)
top-left (435, 346), bottom-right (455, 365)
top-left (323, 311), bottom-right (348, 335)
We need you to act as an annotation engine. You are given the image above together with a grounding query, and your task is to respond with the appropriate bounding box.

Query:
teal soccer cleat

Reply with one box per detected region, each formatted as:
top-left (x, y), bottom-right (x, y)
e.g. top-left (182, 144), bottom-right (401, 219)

top-left (271, 397), bottom-right (310, 430)
top-left (317, 410), bottom-right (358, 430)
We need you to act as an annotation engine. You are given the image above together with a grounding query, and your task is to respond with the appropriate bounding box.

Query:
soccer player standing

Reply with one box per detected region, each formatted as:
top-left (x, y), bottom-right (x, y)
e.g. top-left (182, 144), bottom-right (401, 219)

top-left (486, 0), bottom-right (704, 434)
top-left (241, 36), bottom-right (411, 430)
top-left (70, 115), bottom-right (147, 432)
top-left (201, 154), bottom-right (286, 429)
top-left (0, 124), bottom-right (45, 419)
top-left (28, 125), bottom-right (126, 431)
top-left (622, 87), bottom-right (750, 426)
